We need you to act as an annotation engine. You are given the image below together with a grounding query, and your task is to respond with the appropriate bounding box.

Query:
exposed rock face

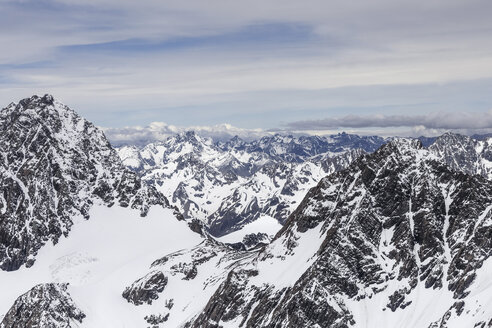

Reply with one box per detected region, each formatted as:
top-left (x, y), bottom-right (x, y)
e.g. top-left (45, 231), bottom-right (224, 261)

top-left (123, 238), bottom-right (256, 326)
top-left (428, 132), bottom-right (492, 179)
top-left (145, 313), bottom-right (169, 326)
top-left (241, 233), bottom-right (269, 249)
top-left (0, 283), bottom-right (85, 328)
top-left (0, 94), bottom-right (171, 271)
top-left (187, 138), bottom-right (492, 328)
top-left (123, 271), bottom-right (168, 305)
top-left (218, 133), bottom-right (385, 162)
top-left (225, 233), bottom-right (270, 251)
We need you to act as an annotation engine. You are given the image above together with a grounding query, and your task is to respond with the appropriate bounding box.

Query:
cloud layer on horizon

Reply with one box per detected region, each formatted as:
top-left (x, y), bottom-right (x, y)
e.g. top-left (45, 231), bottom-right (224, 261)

top-left (286, 111), bottom-right (492, 130)
top-left (103, 122), bottom-right (272, 146)
top-left (103, 111), bottom-right (492, 146)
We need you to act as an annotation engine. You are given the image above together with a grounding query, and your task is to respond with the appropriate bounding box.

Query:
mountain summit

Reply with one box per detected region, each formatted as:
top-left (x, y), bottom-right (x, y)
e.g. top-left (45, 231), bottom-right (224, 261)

top-left (0, 95), bottom-right (171, 271)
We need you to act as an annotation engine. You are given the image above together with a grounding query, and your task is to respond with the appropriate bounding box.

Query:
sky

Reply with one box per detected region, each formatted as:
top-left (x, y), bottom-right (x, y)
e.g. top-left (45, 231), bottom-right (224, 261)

top-left (1, 0), bottom-right (492, 143)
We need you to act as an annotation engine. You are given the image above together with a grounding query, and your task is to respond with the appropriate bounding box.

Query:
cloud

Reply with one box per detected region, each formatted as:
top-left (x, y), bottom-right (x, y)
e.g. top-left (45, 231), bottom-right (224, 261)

top-left (58, 23), bottom-right (314, 55)
top-left (103, 110), bottom-right (492, 146)
top-left (102, 122), bottom-right (271, 146)
top-left (1, 0), bottom-right (492, 131)
top-left (285, 111), bottom-right (492, 131)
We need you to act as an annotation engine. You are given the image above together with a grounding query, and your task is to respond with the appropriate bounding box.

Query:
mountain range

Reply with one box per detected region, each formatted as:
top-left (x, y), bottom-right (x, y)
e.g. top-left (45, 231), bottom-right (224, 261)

top-left (116, 131), bottom-right (384, 237)
top-left (0, 95), bottom-right (491, 327)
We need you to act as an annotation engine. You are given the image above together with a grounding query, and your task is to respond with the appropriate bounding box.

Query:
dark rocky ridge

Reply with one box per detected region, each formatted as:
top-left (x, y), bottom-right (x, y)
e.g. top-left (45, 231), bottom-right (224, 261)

top-left (188, 138), bottom-right (492, 327)
top-left (123, 270), bottom-right (168, 305)
top-left (0, 283), bottom-right (85, 328)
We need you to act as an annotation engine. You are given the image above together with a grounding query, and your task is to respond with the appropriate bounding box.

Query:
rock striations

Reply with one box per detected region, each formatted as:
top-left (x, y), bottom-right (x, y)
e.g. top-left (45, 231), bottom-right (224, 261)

top-left (0, 283), bottom-right (85, 328)
top-left (187, 138), bottom-right (492, 328)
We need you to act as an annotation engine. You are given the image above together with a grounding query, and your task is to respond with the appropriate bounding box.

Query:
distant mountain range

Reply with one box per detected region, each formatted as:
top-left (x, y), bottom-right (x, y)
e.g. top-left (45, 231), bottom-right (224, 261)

top-left (116, 132), bottom-right (384, 236)
top-left (117, 130), bottom-right (492, 237)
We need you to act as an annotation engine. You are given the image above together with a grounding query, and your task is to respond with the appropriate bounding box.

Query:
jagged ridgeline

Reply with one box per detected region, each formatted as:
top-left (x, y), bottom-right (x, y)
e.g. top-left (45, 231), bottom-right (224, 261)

top-left (188, 139), bottom-right (492, 327)
top-left (0, 95), bottom-right (173, 271)
top-left (117, 131), bottom-right (385, 237)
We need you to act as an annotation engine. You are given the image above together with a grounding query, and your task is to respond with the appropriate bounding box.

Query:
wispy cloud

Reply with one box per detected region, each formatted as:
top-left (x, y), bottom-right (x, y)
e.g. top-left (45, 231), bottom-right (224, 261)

top-left (59, 23), bottom-right (315, 55)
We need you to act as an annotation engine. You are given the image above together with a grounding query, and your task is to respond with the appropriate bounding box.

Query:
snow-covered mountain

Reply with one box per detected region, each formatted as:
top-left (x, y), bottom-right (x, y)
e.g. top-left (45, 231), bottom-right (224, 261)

top-left (0, 95), bottom-right (204, 326)
top-left (428, 132), bottom-right (492, 179)
top-left (117, 132), bottom-right (381, 236)
top-left (1, 95), bottom-right (492, 328)
top-left (0, 95), bottom-right (177, 272)
top-left (206, 149), bottom-right (365, 236)
top-left (185, 138), bottom-right (492, 327)
top-left (117, 131), bottom-right (492, 239)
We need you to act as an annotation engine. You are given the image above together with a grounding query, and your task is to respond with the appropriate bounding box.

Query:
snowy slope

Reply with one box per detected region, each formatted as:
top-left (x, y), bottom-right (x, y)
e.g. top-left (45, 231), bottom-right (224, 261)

top-left (121, 237), bottom-right (257, 327)
top-left (216, 215), bottom-right (282, 244)
top-left (0, 205), bottom-right (204, 327)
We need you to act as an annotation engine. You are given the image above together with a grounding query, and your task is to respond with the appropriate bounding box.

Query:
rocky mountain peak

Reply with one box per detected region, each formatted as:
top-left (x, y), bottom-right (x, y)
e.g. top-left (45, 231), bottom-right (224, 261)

top-left (382, 137), bottom-right (423, 153)
top-left (0, 95), bottom-right (171, 271)
top-left (219, 135), bottom-right (247, 151)
top-left (173, 130), bottom-right (201, 144)
top-left (428, 132), bottom-right (492, 179)
top-left (7, 94), bottom-right (73, 124)
top-left (431, 132), bottom-right (476, 151)
top-left (165, 130), bottom-right (217, 156)
top-left (431, 132), bottom-right (473, 147)
top-left (18, 94), bottom-right (55, 107)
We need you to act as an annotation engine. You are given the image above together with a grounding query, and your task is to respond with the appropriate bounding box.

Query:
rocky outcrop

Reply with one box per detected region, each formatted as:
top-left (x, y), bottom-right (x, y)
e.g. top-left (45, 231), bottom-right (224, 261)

top-left (122, 271), bottom-right (168, 305)
top-left (0, 283), bottom-right (84, 328)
